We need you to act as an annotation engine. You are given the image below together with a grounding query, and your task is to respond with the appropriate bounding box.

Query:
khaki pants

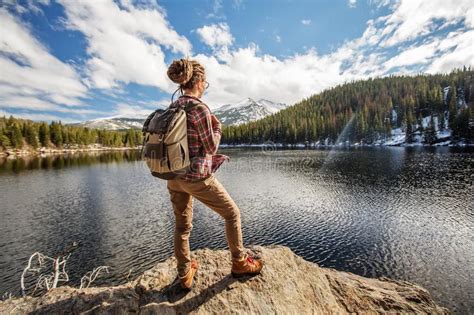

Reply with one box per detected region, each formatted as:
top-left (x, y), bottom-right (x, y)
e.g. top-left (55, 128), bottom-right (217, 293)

top-left (166, 173), bottom-right (245, 277)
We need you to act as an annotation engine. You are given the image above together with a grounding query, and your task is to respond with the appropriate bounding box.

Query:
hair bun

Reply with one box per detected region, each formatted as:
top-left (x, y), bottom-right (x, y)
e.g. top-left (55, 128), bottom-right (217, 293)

top-left (167, 58), bottom-right (193, 85)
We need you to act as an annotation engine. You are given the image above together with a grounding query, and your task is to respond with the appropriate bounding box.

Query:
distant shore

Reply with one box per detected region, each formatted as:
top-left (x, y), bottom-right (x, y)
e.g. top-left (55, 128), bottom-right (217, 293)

top-left (219, 142), bottom-right (473, 148)
top-left (2, 141), bottom-right (472, 158)
top-left (0, 146), bottom-right (141, 158)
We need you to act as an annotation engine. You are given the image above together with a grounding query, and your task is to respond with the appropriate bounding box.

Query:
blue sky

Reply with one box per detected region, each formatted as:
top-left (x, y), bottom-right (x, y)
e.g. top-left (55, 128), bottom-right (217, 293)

top-left (0, 0), bottom-right (473, 122)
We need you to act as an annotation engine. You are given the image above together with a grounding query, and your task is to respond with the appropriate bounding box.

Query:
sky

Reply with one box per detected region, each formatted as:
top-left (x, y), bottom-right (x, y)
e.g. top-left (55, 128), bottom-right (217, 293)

top-left (0, 0), bottom-right (473, 123)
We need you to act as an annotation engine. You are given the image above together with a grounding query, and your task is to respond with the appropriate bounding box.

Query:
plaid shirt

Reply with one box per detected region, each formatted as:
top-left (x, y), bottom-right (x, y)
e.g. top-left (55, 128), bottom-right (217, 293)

top-left (170, 95), bottom-right (230, 181)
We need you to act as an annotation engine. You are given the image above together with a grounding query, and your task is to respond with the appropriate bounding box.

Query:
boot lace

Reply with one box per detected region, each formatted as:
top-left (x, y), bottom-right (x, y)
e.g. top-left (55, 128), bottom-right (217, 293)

top-left (246, 255), bottom-right (255, 264)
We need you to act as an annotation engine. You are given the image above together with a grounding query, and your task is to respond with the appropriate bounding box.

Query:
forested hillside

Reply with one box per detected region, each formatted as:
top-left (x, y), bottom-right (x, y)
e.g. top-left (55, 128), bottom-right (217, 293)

top-left (222, 68), bottom-right (473, 145)
top-left (1, 68), bottom-right (472, 151)
top-left (0, 117), bottom-right (143, 150)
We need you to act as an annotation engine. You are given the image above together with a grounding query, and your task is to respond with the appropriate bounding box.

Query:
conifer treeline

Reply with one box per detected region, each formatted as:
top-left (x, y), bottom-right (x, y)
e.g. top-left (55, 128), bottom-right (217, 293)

top-left (222, 68), bottom-right (473, 144)
top-left (0, 117), bottom-right (143, 150)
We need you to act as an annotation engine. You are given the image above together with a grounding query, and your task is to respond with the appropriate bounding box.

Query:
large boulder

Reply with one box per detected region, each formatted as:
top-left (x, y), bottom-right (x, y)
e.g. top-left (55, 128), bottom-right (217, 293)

top-left (0, 245), bottom-right (448, 314)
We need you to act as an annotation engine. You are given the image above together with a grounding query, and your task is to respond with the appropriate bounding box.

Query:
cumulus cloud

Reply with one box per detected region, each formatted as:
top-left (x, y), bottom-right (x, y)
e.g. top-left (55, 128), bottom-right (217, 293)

top-left (181, 0), bottom-right (473, 108)
top-left (0, 8), bottom-right (95, 120)
top-left (192, 42), bottom-right (383, 107)
top-left (59, 0), bottom-right (191, 91)
top-left (301, 19), bottom-right (311, 25)
top-left (1, 0), bottom-right (473, 121)
top-left (377, 0), bottom-right (474, 47)
top-left (383, 40), bottom-right (440, 70)
top-left (348, 0), bottom-right (357, 8)
top-left (0, 109), bottom-right (79, 123)
top-left (427, 30), bottom-right (474, 73)
top-left (196, 23), bottom-right (234, 49)
top-left (1, 0), bottom-right (50, 15)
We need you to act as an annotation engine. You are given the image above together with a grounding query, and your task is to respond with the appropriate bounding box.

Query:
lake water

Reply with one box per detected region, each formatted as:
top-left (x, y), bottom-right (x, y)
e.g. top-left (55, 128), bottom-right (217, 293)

top-left (0, 147), bottom-right (472, 313)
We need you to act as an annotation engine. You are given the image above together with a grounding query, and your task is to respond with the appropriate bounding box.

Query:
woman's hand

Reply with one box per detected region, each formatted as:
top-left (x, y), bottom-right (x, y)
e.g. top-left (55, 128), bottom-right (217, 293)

top-left (211, 114), bottom-right (221, 130)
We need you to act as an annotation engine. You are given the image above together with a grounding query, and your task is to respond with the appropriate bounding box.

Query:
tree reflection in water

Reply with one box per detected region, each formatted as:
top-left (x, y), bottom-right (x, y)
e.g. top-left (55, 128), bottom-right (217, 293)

top-left (0, 150), bottom-right (142, 174)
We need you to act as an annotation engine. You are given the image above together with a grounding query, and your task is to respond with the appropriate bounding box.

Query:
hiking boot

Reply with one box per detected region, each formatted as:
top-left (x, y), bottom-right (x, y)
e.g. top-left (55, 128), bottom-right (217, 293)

top-left (179, 259), bottom-right (198, 289)
top-left (231, 253), bottom-right (263, 278)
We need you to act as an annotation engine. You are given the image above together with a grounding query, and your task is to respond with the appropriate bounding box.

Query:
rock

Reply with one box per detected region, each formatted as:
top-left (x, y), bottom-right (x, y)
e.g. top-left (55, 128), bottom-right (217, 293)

top-left (0, 245), bottom-right (448, 314)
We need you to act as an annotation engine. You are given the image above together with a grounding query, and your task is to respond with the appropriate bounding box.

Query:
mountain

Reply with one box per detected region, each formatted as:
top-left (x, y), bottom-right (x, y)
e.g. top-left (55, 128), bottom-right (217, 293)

top-left (70, 116), bottom-right (146, 130)
top-left (214, 98), bottom-right (288, 126)
top-left (70, 98), bottom-right (287, 130)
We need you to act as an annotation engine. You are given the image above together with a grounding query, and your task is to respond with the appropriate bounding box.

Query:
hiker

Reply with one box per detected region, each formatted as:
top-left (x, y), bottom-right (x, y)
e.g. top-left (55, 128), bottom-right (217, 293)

top-left (165, 58), bottom-right (264, 289)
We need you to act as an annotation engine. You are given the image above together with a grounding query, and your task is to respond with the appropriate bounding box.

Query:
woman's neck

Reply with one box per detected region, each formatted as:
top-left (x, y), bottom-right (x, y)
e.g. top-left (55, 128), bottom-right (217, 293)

top-left (182, 89), bottom-right (200, 98)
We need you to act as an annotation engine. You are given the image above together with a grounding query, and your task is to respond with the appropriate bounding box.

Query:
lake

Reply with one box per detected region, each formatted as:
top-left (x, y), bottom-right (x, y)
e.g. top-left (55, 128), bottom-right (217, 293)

top-left (0, 147), bottom-right (472, 313)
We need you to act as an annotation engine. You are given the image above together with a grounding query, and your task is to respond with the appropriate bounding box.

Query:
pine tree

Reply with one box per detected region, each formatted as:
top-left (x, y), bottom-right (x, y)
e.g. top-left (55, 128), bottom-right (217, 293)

top-left (38, 122), bottom-right (50, 147)
top-left (25, 124), bottom-right (39, 148)
top-left (125, 129), bottom-right (136, 147)
top-left (423, 115), bottom-right (437, 144)
top-left (11, 123), bottom-right (23, 148)
top-left (50, 121), bottom-right (63, 147)
top-left (0, 127), bottom-right (11, 148)
top-left (448, 86), bottom-right (457, 128)
top-left (405, 109), bottom-right (414, 144)
top-left (452, 108), bottom-right (470, 140)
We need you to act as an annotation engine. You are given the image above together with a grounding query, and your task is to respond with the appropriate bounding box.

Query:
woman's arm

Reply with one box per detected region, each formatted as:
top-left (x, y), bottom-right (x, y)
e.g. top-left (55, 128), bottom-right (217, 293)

top-left (192, 105), bottom-right (221, 155)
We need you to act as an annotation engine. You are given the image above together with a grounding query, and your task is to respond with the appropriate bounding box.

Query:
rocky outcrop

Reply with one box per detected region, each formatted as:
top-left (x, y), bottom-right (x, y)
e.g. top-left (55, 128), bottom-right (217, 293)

top-left (0, 245), bottom-right (448, 314)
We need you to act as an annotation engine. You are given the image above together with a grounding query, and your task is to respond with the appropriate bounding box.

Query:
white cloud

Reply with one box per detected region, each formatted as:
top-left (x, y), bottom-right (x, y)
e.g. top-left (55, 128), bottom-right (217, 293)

top-left (196, 23), bottom-right (234, 49)
top-left (275, 35), bottom-right (282, 43)
top-left (1, 0), bottom-right (51, 15)
top-left (378, 0), bottom-right (474, 47)
top-left (1, 0), bottom-right (473, 121)
top-left (0, 9), bottom-right (93, 119)
top-left (301, 19), bottom-right (311, 26)
top-left (0, 109), bottom-right (79, 123)
top-left (206, 0), bottom-right (225, 20)
top-left (112, 103), bottom-right (156, 118)
top-left (59, 0), bottom-right (191, 91)
top-left (383, 40), bottom-right (440, 70)
top-left (192, 42), bottom-right (384, 107)
top-left (427, 30), bottom-right (474, 73)
top-left (368, 0), bottom-right (394, 9)
top-left (188, 0), bottom-right (474, 108)
top-left (348, 0), bottom-right (357, 8)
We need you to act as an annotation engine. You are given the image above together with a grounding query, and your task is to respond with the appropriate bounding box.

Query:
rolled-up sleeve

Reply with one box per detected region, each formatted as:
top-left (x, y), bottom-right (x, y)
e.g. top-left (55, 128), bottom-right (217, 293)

top-left (191, 105), bottom-right (221, 155)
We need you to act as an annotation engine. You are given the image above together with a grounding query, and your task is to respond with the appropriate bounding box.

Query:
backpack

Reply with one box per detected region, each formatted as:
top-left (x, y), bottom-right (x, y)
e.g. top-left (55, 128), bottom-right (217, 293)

top-left (141, 96), bottom-right (207, 180)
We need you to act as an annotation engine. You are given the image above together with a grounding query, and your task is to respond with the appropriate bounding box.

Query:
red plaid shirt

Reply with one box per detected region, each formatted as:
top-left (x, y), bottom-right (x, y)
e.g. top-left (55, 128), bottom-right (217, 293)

top-left (170, 95), bottom-right (230, 181)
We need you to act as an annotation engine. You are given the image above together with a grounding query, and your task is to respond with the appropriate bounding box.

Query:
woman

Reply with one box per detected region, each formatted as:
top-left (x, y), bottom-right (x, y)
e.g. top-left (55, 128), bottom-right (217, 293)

top-left (166, 58), bottom-right (264, 289)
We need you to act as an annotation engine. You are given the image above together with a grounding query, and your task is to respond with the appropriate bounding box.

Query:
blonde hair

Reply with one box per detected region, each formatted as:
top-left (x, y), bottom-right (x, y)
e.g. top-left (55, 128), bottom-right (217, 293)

top-left (167, 58), bottom-right (205, 90)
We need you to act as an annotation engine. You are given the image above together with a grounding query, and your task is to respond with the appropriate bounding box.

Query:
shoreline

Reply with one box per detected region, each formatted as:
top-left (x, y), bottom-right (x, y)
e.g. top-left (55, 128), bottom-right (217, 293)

top-left (0, 146), bottom-right (141, 158)
top-left (219, 142), bottom-right (473, 148)
top-left (2, 142), bottom-right (472, 158)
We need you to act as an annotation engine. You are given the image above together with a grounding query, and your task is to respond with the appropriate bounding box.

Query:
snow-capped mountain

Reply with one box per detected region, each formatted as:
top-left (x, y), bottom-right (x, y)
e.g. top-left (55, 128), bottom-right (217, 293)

top-left (72, 98), bottom-right (287, 130)
top-left (214, 98), bottom-right (288, 126)
top-left (70, 116), bottom-right (146, 130)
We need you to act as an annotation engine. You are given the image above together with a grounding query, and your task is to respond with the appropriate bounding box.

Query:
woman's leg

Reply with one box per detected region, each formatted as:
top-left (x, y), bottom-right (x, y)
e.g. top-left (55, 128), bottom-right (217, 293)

top-left (183, 175), bottom-right (245, 262)
top-left (167, 180), bottom-right (194, 277)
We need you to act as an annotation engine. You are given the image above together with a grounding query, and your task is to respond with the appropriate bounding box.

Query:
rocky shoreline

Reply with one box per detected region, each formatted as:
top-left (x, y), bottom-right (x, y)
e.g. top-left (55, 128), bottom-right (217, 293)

top-left (0, 245), bottom-right (448, 314)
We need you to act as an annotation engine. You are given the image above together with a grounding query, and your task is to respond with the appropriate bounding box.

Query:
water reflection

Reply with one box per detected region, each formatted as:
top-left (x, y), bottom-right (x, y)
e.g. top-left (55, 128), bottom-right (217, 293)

top-left (0, 147), bottom-right (472, 313)
top-left (0, 150), bottom-right (142, 173)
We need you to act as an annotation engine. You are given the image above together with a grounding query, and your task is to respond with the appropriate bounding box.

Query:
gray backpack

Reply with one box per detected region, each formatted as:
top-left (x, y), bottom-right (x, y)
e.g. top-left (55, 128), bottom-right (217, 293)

top-left (141, 97), bottom-right (207, 179)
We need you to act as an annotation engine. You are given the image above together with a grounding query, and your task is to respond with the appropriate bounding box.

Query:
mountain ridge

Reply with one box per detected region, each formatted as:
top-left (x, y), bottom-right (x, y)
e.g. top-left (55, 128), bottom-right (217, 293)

top-left (70, 98), bottom-right (288, 130)
top-left (214, 97), bottom-right (288, 126)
